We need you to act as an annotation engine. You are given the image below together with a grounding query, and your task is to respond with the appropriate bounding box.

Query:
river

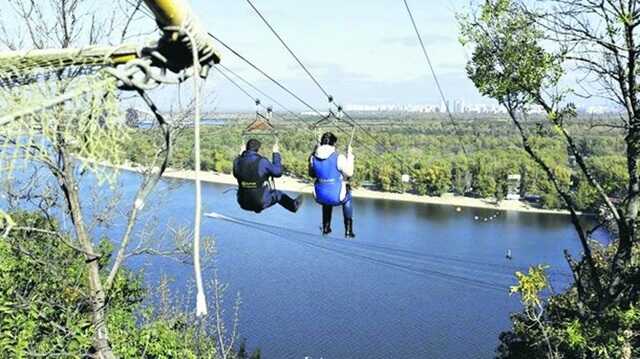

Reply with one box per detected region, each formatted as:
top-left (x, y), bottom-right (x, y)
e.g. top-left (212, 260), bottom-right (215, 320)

top-left (10, 169), bottom-right (606, 358)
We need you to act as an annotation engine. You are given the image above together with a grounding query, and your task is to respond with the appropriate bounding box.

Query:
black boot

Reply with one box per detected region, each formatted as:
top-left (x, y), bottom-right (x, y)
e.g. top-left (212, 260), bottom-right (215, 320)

top-left (322, 206), bottom-right (332, 235)
top-left (322, 222), bottom-right (332, 235)
top-left (345, 219), bottom-right (355, 238)
top-left (279, 194), bottom-right (301, 213)
top-left (294, 195), bottom-right (303, 211)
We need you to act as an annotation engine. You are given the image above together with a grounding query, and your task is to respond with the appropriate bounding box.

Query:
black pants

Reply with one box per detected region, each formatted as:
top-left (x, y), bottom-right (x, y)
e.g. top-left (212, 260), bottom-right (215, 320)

top-left (322, 190), bottom-right (353, 224)
top-left (264, 190), bottom-right (298, 212)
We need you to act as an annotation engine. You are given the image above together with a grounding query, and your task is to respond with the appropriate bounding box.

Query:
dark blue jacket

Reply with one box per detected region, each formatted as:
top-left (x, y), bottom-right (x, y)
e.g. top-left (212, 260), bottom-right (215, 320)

top-left (233, 150), bottom-right (282, 180)
top-left (233, 150), bottom-right (282, 210)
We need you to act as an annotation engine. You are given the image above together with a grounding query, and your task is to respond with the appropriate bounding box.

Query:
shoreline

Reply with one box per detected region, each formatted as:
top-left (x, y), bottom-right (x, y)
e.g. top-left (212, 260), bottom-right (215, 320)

top-left (117, 163), bottom-right (575, 215)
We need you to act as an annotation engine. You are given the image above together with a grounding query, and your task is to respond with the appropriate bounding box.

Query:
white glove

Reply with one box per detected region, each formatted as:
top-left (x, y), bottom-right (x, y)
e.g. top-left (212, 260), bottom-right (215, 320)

top-left (272, 140), bottom-right (280, 153)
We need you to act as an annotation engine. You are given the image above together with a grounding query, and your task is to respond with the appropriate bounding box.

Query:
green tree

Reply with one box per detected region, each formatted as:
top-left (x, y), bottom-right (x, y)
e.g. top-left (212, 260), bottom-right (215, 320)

top-left (375, 164), bottom-right (396, 192)
top-left (413, 161), bottom-right (451, 196)
top-left (451, 158), bottom-right (471, 195)
top-left (471, 158), bottom-right (497, 198)
top-left (460, 0), bottom-right (640, 357)
top-left (0, 212), bottom-right (255, 358)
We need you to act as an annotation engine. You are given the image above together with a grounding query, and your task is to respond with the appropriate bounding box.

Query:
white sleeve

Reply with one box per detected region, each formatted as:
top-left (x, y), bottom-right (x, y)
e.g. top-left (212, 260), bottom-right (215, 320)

top-left (337, 152), bottom-right (355, 178)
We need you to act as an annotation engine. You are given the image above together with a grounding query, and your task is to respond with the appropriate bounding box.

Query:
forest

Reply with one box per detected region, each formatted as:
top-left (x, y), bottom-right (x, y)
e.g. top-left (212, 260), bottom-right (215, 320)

top-left (125, 112), bottom-right (627, 212)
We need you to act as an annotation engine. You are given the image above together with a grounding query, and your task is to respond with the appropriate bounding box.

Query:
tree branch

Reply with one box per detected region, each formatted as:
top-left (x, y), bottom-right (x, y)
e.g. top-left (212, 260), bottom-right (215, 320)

top-left (105, 89), bottom-right (172, 292)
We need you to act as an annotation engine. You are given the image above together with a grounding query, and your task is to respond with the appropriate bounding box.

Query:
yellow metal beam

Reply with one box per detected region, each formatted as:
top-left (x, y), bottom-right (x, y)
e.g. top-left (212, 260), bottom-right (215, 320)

top-left (143, 0), bottom-right (189, 28)
top-left (143, 0), bottom-right (221, 65)
top-left (0, 1), bottom-right (219, 78)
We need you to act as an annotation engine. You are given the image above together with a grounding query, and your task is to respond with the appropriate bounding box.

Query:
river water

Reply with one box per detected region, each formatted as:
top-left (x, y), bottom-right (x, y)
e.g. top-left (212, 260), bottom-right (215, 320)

top-left (8, 169), bottom-right (605, 358)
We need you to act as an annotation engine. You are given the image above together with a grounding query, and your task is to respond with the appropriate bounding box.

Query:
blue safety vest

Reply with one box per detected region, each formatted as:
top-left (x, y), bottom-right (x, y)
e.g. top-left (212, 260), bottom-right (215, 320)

top-left (311, 152), bottom-right (343, 206)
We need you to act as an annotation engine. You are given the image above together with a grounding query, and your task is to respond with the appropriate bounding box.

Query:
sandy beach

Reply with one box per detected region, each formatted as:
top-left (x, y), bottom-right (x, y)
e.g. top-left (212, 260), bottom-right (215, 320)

top-left (117, 162), bottom-right (574, 215)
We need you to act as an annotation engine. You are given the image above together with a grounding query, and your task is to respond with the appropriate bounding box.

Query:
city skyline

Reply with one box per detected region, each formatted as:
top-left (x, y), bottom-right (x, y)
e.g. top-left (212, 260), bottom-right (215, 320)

top-left (210, 98), bottom-right (620, 115)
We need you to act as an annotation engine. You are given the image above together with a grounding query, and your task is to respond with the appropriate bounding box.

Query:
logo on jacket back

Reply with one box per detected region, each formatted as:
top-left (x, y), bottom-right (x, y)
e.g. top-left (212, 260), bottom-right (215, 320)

top-left (240, 181), bottom-right (258, 189)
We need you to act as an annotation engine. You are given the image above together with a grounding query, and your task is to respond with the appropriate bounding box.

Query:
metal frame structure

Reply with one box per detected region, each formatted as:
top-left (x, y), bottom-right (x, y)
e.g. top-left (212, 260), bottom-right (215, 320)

top-left (242, 100), bottom-right (278, 139)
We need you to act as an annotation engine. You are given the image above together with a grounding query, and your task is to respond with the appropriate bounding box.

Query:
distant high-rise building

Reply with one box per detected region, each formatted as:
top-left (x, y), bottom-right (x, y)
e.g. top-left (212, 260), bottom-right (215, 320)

top-left (453, 99), bottom-right (465, 113)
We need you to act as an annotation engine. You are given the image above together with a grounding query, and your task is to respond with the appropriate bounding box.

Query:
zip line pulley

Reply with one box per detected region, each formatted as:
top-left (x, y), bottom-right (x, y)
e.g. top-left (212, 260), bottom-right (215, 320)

top-left (311, 96), bottom-right (355, 149)
top-left (242, 99), bottom-right (278, 140)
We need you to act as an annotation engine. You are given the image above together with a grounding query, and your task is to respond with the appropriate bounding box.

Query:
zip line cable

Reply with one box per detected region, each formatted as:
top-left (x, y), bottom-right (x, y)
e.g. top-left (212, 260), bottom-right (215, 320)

top-left (205, 35), bottom-right (389, 159)
top-left (214, 65), bottom-right (310, 135)
top-left (214, 65), bottom-right (311, 127)
top-left (210, 34), bottom-right (377, 155)
top-left (401, 0), bottom-right (468, 156)
top-left (218, 63), bottom-right (312, 122)
top-left (244, 0), bottom-right (331, 100)
top-left (214, 65), bottom-right (259, 105)
top-left (244, 0), bottom-right (388, 157)
top-left (208, 32), bottom-right (324, 118)
top-left (215, 66), bottom-right (299, 129)
top-left (215, 66), bottom-right (311, 132)
top-left (208, 33), bottom-right (357, 136)
top-left (242, 0), bottom-right (423, 176)
top-left (217, 63), bottom-right (327, 133)
top-left (214, 63), bottom-right (386, 159)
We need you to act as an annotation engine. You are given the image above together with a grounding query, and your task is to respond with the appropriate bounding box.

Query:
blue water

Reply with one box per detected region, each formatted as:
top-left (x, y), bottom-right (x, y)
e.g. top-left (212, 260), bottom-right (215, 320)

top-left (6, 169), bottom-right (601, 358)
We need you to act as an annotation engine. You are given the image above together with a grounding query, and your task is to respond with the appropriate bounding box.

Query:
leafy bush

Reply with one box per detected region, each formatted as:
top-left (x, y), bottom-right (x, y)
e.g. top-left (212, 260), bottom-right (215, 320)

top-left (0, 212), bottom-right (258, 358)
top-left (498, 245), bottom-right (640, 358)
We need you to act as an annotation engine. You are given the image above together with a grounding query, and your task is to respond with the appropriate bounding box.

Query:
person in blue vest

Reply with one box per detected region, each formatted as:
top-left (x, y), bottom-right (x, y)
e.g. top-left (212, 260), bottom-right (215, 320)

top-left (233, 138), bottom-right (302, 213)
top-left (309, 132), bottom-right (355, 238)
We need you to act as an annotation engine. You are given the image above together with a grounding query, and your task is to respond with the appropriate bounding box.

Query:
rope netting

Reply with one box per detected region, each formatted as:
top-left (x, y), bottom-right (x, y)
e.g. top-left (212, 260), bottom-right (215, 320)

top-left (0, 53), bottom-right (131, 232)
top-left (0, 46), bottom-right (137, 88)
top-left (1, 72), bottom-right (128, 182)
top-left (0, 0), bottom-right (221, 317)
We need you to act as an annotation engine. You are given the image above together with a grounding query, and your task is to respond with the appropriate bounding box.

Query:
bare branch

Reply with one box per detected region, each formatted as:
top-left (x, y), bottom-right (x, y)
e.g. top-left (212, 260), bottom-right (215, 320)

top-left (105, 89), bottom-right (173, 292)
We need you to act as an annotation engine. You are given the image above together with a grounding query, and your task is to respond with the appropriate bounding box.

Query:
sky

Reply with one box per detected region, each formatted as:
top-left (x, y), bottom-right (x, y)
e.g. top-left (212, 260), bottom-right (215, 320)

top-left (1, 0), bottom-right (484, 112)
top-left (187, 0), bottom-right (486, 111)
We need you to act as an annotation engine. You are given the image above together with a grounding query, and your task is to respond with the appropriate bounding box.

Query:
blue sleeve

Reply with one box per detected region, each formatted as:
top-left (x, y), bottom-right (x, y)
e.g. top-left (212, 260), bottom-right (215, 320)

top-left (261, 153), bottom-right (283, 178)
top-left (232, 157), bottom-right (239, 179)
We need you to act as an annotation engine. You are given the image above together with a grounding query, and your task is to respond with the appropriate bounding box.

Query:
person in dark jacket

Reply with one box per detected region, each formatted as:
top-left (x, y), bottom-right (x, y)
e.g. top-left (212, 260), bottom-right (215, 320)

top-left (233, 138), bottom-right (302, 213)
top-left (309, 132), bottom-right (355, 238)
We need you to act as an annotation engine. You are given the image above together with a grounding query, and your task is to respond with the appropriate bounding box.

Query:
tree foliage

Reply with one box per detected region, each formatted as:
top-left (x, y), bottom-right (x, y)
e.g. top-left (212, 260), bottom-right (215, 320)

top-left (500, 247), bottom-right (640, 358)
top-left (123, 116), bottom-right (628, 211)
top-left (460, 0), bottom-right (640, 357)
top-left (0, 212), bottom-right (260, 358)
